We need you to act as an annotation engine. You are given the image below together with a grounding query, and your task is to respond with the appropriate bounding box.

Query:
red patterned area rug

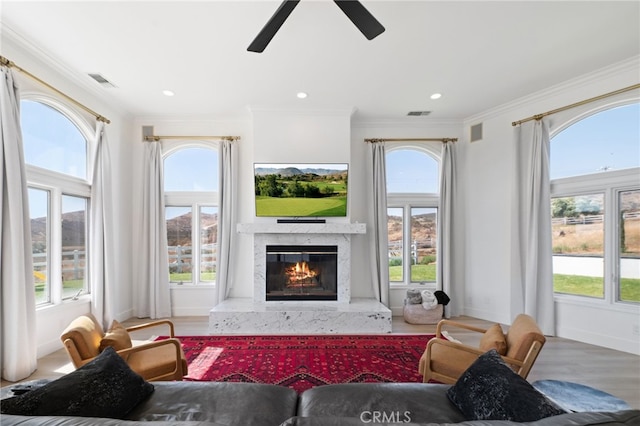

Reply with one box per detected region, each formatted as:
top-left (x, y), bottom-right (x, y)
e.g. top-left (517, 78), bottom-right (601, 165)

top-left (158, 334), bottom-right (434, 393)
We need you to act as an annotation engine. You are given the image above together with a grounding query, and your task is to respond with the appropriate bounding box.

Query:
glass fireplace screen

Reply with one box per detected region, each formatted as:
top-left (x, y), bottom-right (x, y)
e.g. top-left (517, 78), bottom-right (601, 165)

top-left (265, 245), bottom-right (338, 301)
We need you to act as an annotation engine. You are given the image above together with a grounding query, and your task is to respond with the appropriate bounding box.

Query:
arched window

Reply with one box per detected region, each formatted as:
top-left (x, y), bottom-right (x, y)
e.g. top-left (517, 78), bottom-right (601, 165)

top-left (550, 103), bottom-right (639, 304)
top-left (21, 99), bottom-right (91, 305)
top-left (22, 100), bottom-right (87, 178)
top-left (164, 145), bottom-right (218, 285)
top-left (386, 147), bottom-right (440, 286)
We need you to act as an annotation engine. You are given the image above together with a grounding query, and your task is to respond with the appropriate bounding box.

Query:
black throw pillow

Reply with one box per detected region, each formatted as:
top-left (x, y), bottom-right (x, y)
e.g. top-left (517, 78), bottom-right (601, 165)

top-left (446, 349), bottom-right (566, 422)
top-left (1, 346), bottom-right (154, 419)
top-left (434, 290), bottom-right (450, 305)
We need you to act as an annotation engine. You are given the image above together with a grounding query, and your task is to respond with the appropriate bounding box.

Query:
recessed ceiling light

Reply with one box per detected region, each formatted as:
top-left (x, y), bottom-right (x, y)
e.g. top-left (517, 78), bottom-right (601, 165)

top-left (162, 90), bottom-right (175, 97)
top-left (297, 92), bottom-right (308, 99)
top-left (430, 93), bottom-right (442, 100)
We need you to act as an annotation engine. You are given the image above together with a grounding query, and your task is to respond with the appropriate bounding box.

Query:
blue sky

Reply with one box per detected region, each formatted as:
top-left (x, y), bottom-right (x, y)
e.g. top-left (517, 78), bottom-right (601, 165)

top-left (20, 101), bottom-right (640, 219)
top-left (550, 103), bottom-right (639, 179)
top-left (21, 100), bottom-right (86, 180)
top-left (386, 150), bottom-right (439, 193)
top-left (164, 147), bottom-right (218, 192)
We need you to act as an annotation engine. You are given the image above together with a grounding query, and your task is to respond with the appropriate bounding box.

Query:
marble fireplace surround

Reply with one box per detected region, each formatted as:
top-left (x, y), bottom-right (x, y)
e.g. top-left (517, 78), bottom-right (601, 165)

top-left (239, 222), bottom-right (366, 304)
top-left (208, 222), bottom-right (392, 334)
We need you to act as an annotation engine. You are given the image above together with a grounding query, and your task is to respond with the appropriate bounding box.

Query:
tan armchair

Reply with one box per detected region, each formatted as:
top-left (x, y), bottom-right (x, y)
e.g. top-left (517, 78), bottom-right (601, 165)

top-left (60, 314), bottom-right (188, 381)
top-left (419, 314), bottom-right (545, 384)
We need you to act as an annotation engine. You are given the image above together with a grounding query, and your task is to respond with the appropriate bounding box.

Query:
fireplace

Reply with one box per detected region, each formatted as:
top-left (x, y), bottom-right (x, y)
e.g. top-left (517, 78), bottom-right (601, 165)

top-left (266, 245), bottom-right (338, 301)
top-left (210, 222), bottom-right (391, 334)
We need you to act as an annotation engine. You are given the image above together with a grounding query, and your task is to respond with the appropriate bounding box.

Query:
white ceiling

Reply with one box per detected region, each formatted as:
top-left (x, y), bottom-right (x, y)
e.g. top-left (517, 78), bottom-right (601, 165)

top-left (2, 1), bottom-right (639, 121)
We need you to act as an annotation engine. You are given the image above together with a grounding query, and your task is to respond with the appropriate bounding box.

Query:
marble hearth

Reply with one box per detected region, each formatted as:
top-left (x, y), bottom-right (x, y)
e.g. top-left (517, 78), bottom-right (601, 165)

top-left (209, 223), bottom-right (392, 334)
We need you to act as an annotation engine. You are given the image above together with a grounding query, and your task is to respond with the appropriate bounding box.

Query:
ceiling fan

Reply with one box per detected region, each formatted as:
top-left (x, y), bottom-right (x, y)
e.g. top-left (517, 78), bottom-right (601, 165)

top-left (248, 0), bottom-right (385, 53)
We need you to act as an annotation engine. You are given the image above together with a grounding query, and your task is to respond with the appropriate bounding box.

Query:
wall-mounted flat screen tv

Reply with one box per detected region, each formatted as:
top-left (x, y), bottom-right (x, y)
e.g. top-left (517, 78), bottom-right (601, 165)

top-left (254, 163), bottom-right (348, 217)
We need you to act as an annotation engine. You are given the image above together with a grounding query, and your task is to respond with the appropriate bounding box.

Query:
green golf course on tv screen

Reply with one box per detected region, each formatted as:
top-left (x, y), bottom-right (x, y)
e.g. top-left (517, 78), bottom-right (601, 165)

top-left (254, 163), bottom-right (348, 217)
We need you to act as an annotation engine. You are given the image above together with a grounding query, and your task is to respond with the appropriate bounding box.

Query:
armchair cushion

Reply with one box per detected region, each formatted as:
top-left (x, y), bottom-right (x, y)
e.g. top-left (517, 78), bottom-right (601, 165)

top-left (0, 347), bottom-right (154, 419)
top-left (505, 313), bottom-right (546, 361)
top-left (99, 320), bottom-right (132, 352)
top-left (478, 323), bottom-right (507, 355)
top-left (427, 343), bottom-right (479, 380)
top-left (60, 314), bottom-right (105, 360)
top-left (446, 350), bottom-right (565, 422)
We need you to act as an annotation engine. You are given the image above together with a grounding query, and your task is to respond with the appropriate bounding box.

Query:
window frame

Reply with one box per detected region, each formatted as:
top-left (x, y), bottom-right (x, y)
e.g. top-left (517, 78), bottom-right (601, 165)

top-left (385, 144), bottom-right (441, 288)
top-left (549, 100), bottom-right (640, 310)
top-left (550, 167), bottom-right (639, 308)
top-left (163, 142), bottom-right (219, 287)
top-left (21, 95), bottom-right (94, 307)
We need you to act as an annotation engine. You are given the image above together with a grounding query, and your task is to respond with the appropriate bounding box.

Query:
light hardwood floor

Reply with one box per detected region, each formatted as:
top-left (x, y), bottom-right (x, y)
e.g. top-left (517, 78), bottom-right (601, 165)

top-left (3, 316), bottom-right (639, 409)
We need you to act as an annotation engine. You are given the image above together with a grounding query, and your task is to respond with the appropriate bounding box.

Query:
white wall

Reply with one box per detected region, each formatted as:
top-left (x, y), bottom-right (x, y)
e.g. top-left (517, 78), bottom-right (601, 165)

top-left (462, 56), bottom-right (640, 354)
top-left (2, 32), bottom-right (135, 356)
top-left (234, 108), bottom-right (354, 297)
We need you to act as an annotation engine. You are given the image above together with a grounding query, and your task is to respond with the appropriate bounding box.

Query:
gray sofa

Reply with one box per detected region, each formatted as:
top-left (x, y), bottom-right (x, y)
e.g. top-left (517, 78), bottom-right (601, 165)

top-left (2, 381), bottom-right (638, 426)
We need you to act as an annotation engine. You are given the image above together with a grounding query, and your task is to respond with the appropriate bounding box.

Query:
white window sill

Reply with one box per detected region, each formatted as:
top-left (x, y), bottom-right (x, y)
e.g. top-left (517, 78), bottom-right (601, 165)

top-left (170, 284), bottom-right (216, 290)
top-left (554, 294), bottom-right (640, 314)
top-left (36, 294), bottom-right (91, 312)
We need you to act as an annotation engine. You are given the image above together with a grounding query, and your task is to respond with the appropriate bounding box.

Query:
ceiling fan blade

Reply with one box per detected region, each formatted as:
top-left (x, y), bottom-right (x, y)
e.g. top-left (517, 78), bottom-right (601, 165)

top-left (248, 0), bottom-right (300, 53)
top-left (334, 0), bottom-right (385, 40)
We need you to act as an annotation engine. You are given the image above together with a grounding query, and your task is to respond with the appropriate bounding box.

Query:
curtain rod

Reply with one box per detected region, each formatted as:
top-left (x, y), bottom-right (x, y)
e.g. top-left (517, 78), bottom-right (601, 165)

top-left (364, 137), bottom-right (457, 143)
top-left (143, 135), bottom-right (240, 142)
top-left (512, 83), bottom-right (640, 127)
top-left (0, 55), bottom-right (111, 124)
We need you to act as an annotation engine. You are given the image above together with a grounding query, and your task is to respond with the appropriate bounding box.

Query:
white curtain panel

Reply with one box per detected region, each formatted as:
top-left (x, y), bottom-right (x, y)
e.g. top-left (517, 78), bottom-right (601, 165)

top-left (438, 141), bottom-right (461, 317)
top-left (215, 139), bottom-right (236, 304)
top-left (368, 141), bottom-right (390, 306)
top-left (511, 119), bottom-right (555, 335)
top-left (0, 66), bottom-right (37, 381)
top-left (89, 122), bottom-right (115, 330)
top-left (137, 141), bottom-right (171, 318)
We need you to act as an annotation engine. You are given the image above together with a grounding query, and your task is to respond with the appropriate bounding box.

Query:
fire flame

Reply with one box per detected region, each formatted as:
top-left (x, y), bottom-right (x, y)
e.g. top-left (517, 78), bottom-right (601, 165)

top-left (286, 261), bottom-right (318, 287)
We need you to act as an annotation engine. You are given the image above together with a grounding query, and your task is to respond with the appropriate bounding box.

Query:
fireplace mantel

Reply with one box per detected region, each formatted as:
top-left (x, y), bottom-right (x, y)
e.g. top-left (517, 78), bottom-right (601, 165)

top-left (237, 222), bottom-right (366, 235)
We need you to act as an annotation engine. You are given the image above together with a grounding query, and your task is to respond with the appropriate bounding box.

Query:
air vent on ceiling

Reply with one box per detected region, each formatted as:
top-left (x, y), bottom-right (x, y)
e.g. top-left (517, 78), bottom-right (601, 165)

top-left (88, 73), bottom-right (116, 88)
top-left (407, 111), bottom-right (432, 116)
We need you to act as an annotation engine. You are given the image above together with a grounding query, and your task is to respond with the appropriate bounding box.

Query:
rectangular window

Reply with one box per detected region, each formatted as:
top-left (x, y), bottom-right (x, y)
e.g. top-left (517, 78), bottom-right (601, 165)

top-left (410, 207), bottom-right (437, 283)
top-left (61, 195), bottom-right (87, 299)
top-left (29, 188), bottom-right (49, 304)
top-left (618, 189), bottom-right (640, 303)
top-left (551, 193), bottom-right (605, 298)
top-left (387, 207), bottom-right (403, 282)
top-left (166, 206), bottom-right (193, 284)
top-left (200, 206), bottom-right (217, 282)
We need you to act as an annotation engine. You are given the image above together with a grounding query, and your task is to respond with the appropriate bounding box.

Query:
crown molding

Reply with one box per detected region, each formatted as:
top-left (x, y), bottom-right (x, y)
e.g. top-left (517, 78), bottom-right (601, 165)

top-left (351, 117), bottom-right (462, 129)
top-left (247, 105), bottom-right (357, 117)
top-left (463, 55), bottom-right (640, 126)
top-left (134, 115), bottom-right (251, 126)
top-left (2, 24), bottom-right (126, 109)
